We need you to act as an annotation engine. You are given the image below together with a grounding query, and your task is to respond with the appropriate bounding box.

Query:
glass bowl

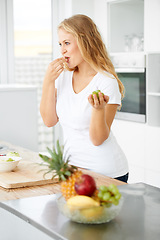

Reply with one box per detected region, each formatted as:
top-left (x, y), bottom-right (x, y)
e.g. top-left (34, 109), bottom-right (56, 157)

top-left (57, 195), bottom-right (123, 224)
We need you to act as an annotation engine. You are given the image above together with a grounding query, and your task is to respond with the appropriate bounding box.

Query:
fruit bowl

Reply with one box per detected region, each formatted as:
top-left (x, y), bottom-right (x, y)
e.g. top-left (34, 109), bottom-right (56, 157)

top-left (0, 156), bottom-right (22, 173)
top-left (57, 195), bottom-right (123, 224)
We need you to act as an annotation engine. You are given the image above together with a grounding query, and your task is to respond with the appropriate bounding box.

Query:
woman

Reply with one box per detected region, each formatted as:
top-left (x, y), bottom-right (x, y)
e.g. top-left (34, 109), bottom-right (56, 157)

top-left (40, 14), bottom-right (129, 183)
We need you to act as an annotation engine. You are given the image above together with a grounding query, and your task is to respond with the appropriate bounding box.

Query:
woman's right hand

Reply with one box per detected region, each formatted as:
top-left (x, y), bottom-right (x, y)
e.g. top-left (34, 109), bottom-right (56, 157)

top-left (44, 58), bottom-right (65, 84)
top-left (40, 58), bottom-right (65, 127)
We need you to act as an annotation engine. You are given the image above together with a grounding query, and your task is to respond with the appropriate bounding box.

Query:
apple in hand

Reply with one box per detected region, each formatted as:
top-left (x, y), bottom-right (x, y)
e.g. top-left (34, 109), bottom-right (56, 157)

top-left (74, 174), bottom-right (96, 196)
top-left (92, 90), bottom-right (104, 101)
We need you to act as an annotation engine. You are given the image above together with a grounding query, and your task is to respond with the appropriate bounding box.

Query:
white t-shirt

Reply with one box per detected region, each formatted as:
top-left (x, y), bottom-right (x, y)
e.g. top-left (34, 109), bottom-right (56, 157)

top-left (55, 70), bottom-right (128, 178)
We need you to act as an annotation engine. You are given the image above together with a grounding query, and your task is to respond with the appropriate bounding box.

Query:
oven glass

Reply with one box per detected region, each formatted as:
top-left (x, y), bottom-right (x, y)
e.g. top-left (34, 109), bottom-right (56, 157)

top-left (118, 72), bottom-right (146, 115)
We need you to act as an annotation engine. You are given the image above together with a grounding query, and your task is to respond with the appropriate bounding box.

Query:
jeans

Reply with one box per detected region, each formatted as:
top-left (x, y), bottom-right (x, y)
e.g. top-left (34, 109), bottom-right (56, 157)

top-left (114, 172), bottom-right (129, 183)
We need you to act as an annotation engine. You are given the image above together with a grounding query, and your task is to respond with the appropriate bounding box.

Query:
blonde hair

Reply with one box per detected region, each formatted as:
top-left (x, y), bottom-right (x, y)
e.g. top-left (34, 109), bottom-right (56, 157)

top-left (58, 14), bottom-right (125, 102)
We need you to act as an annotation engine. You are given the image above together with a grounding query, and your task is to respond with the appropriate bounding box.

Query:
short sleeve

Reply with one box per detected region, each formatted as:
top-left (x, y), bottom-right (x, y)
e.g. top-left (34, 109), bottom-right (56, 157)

top-left (98, 73), bottom-right (121, 105)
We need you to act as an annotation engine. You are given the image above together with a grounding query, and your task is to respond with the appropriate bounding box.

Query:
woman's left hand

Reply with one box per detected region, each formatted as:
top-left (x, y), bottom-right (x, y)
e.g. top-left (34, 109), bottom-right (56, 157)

top-left (88, 92), bottom-right (109, 109)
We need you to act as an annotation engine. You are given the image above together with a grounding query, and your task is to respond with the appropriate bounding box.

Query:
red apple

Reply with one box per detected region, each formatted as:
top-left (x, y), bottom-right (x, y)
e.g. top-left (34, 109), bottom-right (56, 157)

top-left (74, 174), bottom-right (96, 196)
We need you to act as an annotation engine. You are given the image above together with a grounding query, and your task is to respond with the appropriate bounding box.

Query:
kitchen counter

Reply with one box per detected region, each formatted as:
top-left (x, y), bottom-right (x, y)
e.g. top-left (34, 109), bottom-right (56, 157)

top-left (0, 183), bottom-right (160, 240)
top-left (0, 141), bottom-right (126, 201)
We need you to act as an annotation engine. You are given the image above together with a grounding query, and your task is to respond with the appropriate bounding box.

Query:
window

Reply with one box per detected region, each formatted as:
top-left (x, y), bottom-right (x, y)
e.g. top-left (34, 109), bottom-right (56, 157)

top-left (13, 0), bottom-right (53, 151)
top-left (0, 0), bottom-right (69, 151)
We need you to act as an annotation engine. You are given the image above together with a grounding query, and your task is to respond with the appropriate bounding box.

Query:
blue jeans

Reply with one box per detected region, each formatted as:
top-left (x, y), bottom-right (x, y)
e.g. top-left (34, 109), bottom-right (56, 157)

top-left (114, 173), bottom-right (129, 183)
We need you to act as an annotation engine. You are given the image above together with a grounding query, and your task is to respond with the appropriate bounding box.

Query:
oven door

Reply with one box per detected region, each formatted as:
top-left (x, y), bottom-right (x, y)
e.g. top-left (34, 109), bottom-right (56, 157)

top-left (115, 68), bottom-right (146, 123)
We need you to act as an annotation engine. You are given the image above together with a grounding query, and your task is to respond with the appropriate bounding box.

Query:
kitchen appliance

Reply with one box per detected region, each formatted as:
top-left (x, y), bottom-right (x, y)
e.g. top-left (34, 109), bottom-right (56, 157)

top-left (110, 53), bottom-right (146, 123)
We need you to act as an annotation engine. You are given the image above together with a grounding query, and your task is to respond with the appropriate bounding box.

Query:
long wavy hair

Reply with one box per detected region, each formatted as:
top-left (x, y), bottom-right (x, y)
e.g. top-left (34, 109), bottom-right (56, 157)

top-left (58, 14), bottom-right (125, 102)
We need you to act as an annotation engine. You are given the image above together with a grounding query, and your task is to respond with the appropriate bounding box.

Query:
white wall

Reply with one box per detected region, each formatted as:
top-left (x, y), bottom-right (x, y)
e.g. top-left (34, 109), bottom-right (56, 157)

top-left (72, 0), bottom-right (94, 19)
top-left (93, 0), bottom-right (108, 45)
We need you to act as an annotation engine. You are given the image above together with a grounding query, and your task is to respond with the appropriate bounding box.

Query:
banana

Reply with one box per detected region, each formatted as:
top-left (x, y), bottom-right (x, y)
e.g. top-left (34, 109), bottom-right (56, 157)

top-left (67, 195), bottom-right (100, 209)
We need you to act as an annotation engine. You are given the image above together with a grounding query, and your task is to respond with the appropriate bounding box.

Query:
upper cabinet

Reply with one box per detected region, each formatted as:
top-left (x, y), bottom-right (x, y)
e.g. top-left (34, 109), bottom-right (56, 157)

top-left (107, 0), bottom-right (144, 53)
top-left (94, 0), bottom-right (160, 54)
top-left (144, 0), bottom-right (160, 52)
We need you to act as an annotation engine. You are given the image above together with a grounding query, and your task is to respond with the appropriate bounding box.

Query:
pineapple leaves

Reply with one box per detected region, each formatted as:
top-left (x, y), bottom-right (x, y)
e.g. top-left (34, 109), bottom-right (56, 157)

top-left (60, 174), bottom-right (67, 181)
top-left (46, 147), bottom-right (59, 162)
top-left (38, 140), bottom-right (77, 182)
top-left (39, 154), bottom-right (50, 163)
top-left (64, 170), bottom-right (71, 177)
top-left (56, 140), bottom-right (63, 163)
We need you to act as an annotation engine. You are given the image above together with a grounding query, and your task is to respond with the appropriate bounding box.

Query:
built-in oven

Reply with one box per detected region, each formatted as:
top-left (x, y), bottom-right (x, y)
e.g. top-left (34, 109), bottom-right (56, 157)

top-left (110, 53), bottom-right (146, 123)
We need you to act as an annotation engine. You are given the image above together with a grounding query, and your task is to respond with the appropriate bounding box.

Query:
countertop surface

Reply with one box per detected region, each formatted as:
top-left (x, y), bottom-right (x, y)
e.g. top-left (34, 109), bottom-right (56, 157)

top-left (0, 183), bottom-right (160, 240)
top-left (0, 141), bottom-right (125, 201)
top-left (0, 141), bottom-right (160, 239)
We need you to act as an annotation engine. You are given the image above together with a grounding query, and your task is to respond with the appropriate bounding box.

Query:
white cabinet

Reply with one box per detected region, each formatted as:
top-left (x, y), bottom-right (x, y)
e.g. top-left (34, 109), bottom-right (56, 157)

top-left (112, 119), bottom-right (160, 188)
top-left (112, 120), bottom-right (145, 183)
top-left (94, 0), bottom-right (160, 53)
top-left (144, 0), bottom-right (160, 52)
top-left (145, 126), bottom-right (160, 187)
top-left (106, 0), bottom-right (144, 53)
top-left (146, 53), bottom-right (160, 127)
top-left (0, 85), bottom-right (38, 151)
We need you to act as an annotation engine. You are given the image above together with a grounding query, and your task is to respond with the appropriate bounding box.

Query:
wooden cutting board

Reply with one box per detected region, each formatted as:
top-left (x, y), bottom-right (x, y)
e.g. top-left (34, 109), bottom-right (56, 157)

top-left (0, 160), bottom-right (58, 189)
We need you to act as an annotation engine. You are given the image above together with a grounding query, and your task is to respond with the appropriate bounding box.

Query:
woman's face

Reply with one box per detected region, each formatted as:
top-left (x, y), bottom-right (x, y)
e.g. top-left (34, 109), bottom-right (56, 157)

top-left (58, 28), bottom-right (84, 69)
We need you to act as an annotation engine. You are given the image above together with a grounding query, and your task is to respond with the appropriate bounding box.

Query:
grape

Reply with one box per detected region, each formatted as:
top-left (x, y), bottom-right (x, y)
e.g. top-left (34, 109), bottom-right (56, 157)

top-left (110, 197), bottom-right (119, 206)
top-left (98, 184), bottom-right (121, 207)
top-left (98, 191), bottom-right (104, 199)
top-left (102, 192), bottom-right (111, 201)
top-left (115, 193), bottom-right (121, 200)
top-left (108, 184), bottom-right (119, 194)
top-left (102, 202), bottom-right (112, 208)
top-left (99, 185), bottom-right (108, 192)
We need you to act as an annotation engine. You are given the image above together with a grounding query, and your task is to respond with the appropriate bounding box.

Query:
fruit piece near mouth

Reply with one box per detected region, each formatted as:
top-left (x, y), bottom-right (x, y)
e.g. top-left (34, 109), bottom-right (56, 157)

top-left (65, 57), bottom-right (70, 63)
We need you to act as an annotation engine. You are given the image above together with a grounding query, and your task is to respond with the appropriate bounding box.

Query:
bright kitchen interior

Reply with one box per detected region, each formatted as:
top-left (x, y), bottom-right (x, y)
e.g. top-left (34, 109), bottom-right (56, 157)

top-left (0, 1), bottom-right (160, 240)
top-left (0, 0), bottom-right (160, 188)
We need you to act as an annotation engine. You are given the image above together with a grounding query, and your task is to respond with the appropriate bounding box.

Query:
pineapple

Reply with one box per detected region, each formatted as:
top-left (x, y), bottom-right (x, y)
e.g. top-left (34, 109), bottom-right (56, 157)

top-left (39, 140), bottom-right (82, 200)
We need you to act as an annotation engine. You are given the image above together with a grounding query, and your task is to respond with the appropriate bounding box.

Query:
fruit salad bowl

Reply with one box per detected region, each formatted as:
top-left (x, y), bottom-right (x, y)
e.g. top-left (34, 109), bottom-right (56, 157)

top-left (0, 156), bottom-right (22, 173)
top-left (57, 195), bottom-right (123, 224)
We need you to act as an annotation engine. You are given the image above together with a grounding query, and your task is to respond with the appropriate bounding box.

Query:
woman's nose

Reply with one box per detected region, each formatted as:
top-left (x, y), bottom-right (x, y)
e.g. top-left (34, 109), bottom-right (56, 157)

top-left (61, 45), bottom-right (67, 55)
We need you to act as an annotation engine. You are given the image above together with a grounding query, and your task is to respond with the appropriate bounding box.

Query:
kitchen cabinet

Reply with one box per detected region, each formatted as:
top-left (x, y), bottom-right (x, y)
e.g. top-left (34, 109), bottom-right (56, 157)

top-left (0, 85), bottom-right (38, 151)
top-left (112, 120), bottom-right (146, 184)
top-left (112, 119), bottom-right (160, 188)
top-left (145, 126), bottom-right (160, 187)
top-left (147, 53), bottom-right (160, 127)
top-left (96, 0), bottom-right (160, 53)
top-left (144, 0), bottom-right (160, 52)
top-left (106, 0), bottom-right (144, 53)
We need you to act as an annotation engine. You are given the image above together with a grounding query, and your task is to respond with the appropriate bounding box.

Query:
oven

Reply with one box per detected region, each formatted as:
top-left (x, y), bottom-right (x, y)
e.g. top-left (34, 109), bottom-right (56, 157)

top-left (110, 53), bottom-right (146, 123)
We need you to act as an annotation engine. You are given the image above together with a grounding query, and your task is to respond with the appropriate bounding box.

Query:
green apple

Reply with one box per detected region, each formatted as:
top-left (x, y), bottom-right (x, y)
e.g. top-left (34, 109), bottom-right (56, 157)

top-left (92, 90), bottom-right (104, 101)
